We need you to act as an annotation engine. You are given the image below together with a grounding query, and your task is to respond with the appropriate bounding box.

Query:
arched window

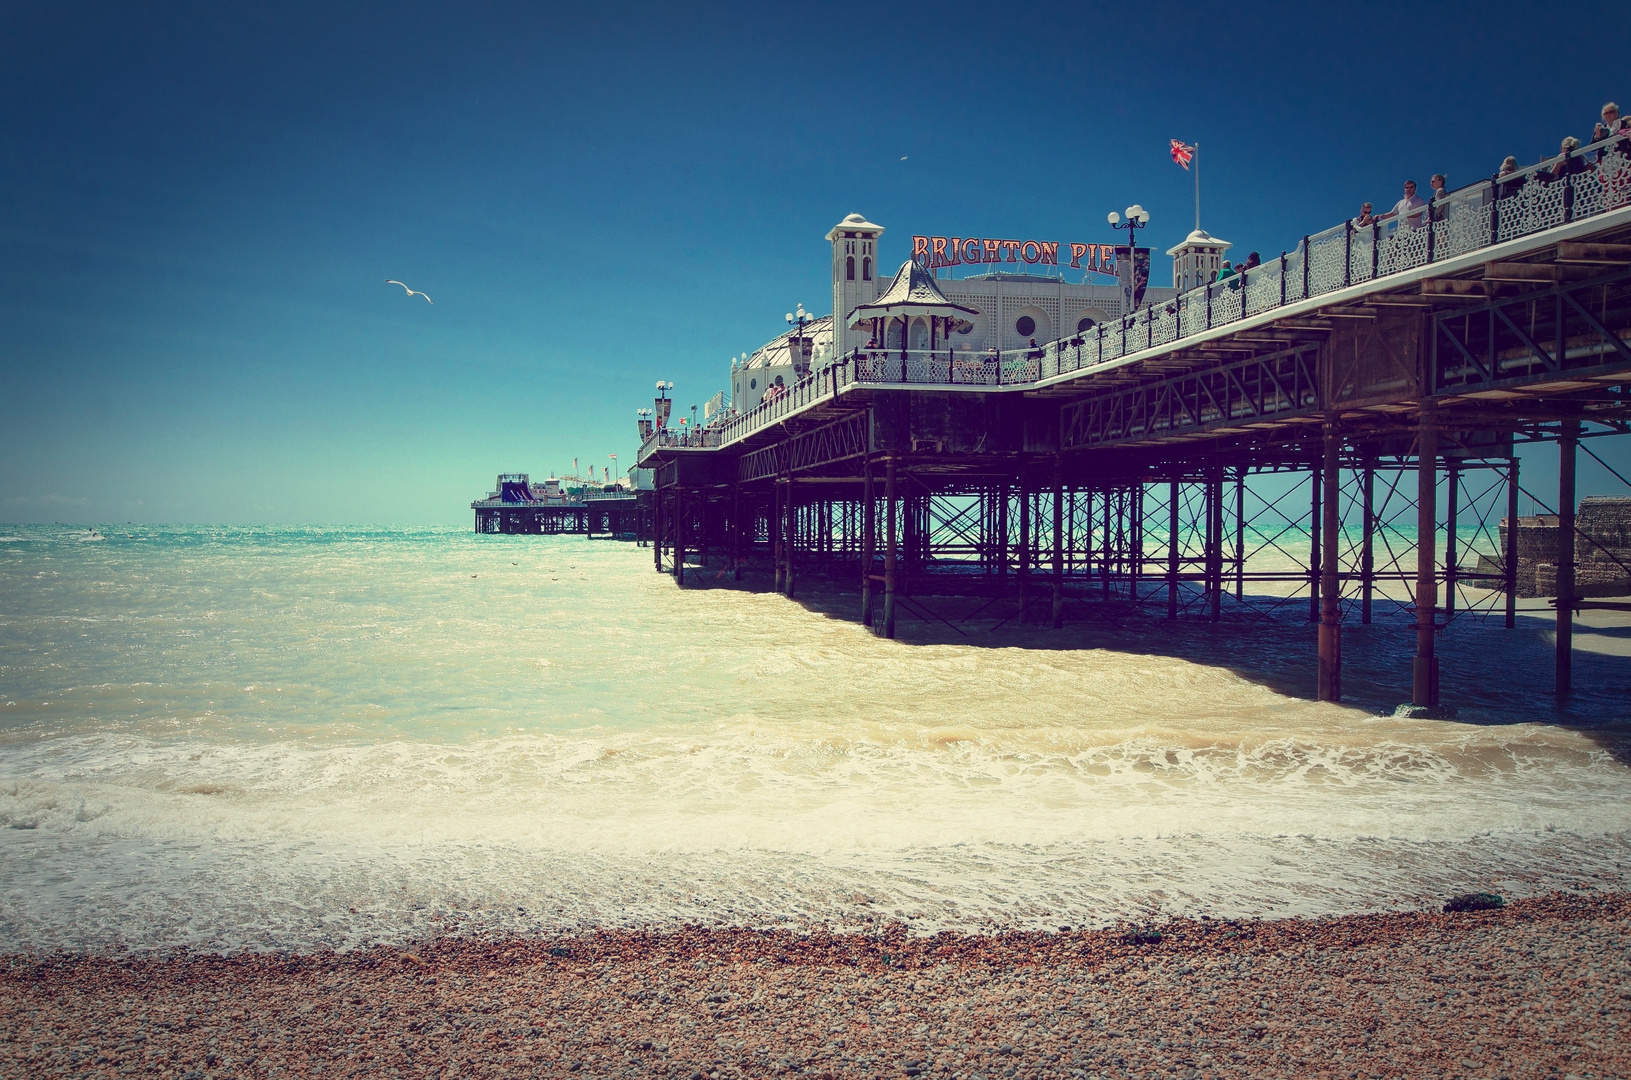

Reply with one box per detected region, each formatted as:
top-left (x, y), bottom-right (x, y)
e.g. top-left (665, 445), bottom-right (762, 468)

top-left (1077, 316), bottom-right (1096, 333)
top-left (846, 256), bottom-right (855, 281)
top-left (862, 257), bottom-right (871, 281)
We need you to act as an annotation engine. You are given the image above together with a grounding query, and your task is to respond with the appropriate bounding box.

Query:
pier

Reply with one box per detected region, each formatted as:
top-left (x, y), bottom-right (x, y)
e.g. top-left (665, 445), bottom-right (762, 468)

top-left (637, 137), bottom-right (1631, 707)
top-left (472, 473), bottom-right (649, 539)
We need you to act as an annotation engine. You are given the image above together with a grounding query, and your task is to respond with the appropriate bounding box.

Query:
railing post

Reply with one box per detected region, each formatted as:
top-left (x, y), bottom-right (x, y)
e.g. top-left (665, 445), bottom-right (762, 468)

top-left (1489, 178), bottom-right (1501, 245)
top-left (1301, 235), bottom-right (1310, 298)
top-left (1372, 221), bottom-right (1381, 279)
top-left (1279, 252), bottom-right (1287, 306)
top-left (1344, 220), bottom-right (1352, 288)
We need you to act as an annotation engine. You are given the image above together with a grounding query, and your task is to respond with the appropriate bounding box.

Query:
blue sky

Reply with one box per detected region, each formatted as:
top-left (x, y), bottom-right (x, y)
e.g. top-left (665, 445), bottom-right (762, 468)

top-left (1, 0), bottom-right (1626, 523)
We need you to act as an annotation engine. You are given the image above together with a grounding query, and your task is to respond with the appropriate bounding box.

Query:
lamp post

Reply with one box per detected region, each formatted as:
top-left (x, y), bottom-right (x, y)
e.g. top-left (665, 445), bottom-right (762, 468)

top-left (637, 408), bottom-right (653, 439)
top-left (654, 381), bottom-right (673, 431)
top-left (1107, 204), bottom-right (1151, 312)
top-left (785, 303), bottom-right (814, 377)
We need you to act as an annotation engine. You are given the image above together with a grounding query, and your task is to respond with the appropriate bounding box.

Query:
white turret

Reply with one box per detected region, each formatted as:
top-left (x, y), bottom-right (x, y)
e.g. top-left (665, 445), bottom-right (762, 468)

top-left (1166, 229), bottom-right (1232, 293)
top-left (826, 213), bottom-right (885, 356)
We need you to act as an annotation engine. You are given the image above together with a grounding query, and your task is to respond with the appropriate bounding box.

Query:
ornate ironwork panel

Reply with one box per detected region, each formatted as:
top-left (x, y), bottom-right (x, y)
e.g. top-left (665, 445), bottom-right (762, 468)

top-left (1243, 262), bottom-right (1281, 316)
top-left (1495, 173), bottom-right (1567, 242)
top-left (1306, 224), bottom-right (1349, 296)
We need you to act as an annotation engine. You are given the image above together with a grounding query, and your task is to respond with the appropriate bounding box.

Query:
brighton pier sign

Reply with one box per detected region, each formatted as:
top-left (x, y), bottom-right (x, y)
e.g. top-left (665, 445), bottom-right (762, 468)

top-left (911, 235), bottom-right (1117, 272)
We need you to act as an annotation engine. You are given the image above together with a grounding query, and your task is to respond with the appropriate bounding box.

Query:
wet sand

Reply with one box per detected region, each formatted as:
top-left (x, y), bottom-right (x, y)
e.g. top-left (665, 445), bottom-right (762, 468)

top-left (3, 892), bottom-right (1626, 1080)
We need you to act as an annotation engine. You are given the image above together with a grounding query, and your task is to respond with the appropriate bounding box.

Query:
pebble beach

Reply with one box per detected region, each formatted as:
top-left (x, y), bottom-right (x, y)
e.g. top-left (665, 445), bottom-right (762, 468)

top-left (4, 892), bottom-right (1627, 1080)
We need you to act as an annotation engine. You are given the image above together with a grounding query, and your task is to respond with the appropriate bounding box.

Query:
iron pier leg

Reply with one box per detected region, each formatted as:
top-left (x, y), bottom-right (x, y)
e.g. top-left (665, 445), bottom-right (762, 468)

top-left (862, 460), bottom-right (874, 627)
top-left (732, 484), bottom-right (742, 581)
top-left (1413, 412), bottom-right (1439, 708)
top-left (1053, 459), bottom-right (1065, 628)
top-left (1361, 457), bottom-right (1375, 625)
top-left (1445, 463), bottom-right (1459, 618)
top-left (997, 483), bottom-right (1009, 581)
top-left (1557, 422), bottom-right (1578, 698)
top-left (1505, 455), bottom-right (1520, 628)
top-left (1102, 489), bottom-right (1112, 601)
top-left (1234, 468), bottom-right (1246, 601)
top-left (772, 480), bottom-right (784, 594)
top-left (1309, 456), bottom-right (1321, 624)
top-left (884, 457), bottom-right (898, 639)
top-left (1209, 466), bottom-right (1223, 622)
top-left (675, 492), bottom-right (687, 589)
top-left (785, 471), bottom-right (796, 600)
top-left (1319, 419), bottom-right (1343, 702)
top-left (654, 492), bottom-right (665, 572)
top-left (1018, 481), bottom-right (1030, 621)
top-left (1167, 480), bottom-right (1180, 619)
top-left (1131, 482), bottom-right (1144, 601)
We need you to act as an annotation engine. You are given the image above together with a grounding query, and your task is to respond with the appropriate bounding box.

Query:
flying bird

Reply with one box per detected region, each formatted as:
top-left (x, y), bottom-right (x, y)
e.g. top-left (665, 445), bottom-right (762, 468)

top-left (386, 280), bottom-right (433, 304)
top-left (900, 156), bottom-right (908, 161)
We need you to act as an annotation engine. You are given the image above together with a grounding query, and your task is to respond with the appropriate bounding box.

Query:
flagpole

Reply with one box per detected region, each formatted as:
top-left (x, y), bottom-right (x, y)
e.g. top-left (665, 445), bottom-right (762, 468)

top-left (1194, 144), bottom-right (1200, 233)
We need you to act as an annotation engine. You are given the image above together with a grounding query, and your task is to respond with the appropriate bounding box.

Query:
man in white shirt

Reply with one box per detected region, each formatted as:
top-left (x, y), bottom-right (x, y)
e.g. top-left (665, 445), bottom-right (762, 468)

top-left (1385, 180), bottom-right (1428, 229)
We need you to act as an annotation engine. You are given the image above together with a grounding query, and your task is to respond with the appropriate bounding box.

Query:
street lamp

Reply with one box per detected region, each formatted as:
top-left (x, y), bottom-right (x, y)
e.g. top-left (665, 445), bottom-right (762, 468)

top-left (1107, 204), bottom-right (1150, 243)
top-left (786, 303), bottom-right (814, 377)
top-left (1107, 205), bottom-right (1151, 311)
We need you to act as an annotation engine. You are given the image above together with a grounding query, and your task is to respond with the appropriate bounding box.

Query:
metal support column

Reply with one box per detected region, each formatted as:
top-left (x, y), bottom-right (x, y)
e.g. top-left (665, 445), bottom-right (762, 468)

top-left (1234, 468), bottom-right (1246, 601)
top-left (1167, 480), bottom-right (1180, 619)
top-left (731, 484), bottom-right (742, 581)
top-left (1052, 466), bottom-right (1065, 627)
top-left (1444, 463), bottom-right (1459, 617)
top-left (1361, 457), bottom-right (1375, 625)
top-left (1309, 457), bottom-right (1321, 623)
top-left (675, 492), bottom-right (687, 589)
top-left (884, 457), bottom-right (897, 639)
top-left (654, 490), bottom-right (665, 573)
top-left (1209, 466), bottom-right (1223, 621)
top-left (1412, 413), bottom-right (1439, 708)
top-left (1557, 422), bottom-right (1578, 697)
top-left (772, 480), bottom-right (784, 594)
top-left (785, 471), bottom-right (796, 600)
top-left (1319, 419), bottom-right (1342, 702)
top-left (1018, 482), bottom-right (1030, 619)
top-left (862, 460), bottom-right (875, 627)
top-left (1505, 456), bottom-right (1520, 629)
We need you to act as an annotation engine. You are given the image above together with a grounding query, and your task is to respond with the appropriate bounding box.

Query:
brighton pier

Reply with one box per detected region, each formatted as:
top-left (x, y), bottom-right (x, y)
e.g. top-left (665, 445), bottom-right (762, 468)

top-left (635, 136), bottom-right (1631, 709)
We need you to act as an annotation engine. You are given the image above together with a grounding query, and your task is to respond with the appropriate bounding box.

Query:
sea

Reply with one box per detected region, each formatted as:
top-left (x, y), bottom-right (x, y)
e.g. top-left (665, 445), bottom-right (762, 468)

top-left (1, 524), bottom-right (1628, 954)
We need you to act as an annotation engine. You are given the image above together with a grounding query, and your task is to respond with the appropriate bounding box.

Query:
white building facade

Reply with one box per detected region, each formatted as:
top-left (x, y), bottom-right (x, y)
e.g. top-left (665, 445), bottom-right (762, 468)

top-left (726, 213), bottom-right (1198, 414)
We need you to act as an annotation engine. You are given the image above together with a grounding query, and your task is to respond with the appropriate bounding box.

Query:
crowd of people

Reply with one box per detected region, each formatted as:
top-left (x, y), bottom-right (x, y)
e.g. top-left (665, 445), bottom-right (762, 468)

top-left (1355, 100), bottom-right (1630, 231)
top-left (1205, 101), bottom-right (1630, 288)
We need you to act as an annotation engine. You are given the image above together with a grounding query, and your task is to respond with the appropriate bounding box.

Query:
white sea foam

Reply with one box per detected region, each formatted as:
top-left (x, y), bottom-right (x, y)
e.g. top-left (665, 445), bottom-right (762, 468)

top-left (0, 524), bottom-right (1627, 953)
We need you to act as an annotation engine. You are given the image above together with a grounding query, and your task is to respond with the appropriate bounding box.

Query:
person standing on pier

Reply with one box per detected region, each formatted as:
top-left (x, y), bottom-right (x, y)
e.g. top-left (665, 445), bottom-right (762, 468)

top-left (1383, 179), bottom-right (1427, 228)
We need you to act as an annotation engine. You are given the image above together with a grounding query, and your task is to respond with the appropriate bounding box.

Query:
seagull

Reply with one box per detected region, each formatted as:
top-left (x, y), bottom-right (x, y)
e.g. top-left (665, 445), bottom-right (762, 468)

top-left (386, 280), bottom-right (433, 304)
top-left (900, 156), bottom-right (908, 161)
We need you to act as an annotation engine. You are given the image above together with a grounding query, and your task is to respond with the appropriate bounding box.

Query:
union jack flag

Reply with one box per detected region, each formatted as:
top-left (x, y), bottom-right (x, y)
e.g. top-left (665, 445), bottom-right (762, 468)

top-left (1170, 140), bottom-right (1195, 170)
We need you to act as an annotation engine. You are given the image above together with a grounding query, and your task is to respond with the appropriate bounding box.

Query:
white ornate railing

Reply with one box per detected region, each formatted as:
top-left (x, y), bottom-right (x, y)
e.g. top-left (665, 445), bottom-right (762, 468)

top-left (640, 135), bottom-right (1631, 459)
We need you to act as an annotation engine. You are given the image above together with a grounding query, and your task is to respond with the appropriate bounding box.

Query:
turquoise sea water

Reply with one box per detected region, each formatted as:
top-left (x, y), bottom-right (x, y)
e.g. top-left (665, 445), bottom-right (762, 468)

top-left (1, 524), bottom-right (1628, 953)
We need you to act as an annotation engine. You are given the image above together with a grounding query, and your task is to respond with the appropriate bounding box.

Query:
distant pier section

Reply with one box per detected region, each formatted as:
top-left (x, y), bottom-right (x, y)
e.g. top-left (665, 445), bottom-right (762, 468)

top-left (471, 473), bottom-right (647, 539)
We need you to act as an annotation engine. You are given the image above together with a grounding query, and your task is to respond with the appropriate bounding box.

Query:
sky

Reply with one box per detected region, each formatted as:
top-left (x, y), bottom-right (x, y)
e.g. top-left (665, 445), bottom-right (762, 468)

top-left (1, 0), bottom-right (1627, 524)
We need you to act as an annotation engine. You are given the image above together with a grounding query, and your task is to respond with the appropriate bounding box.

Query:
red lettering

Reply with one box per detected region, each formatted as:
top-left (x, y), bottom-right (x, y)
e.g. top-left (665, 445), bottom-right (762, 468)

top-left (930, 237), bottom-right (949, 269)
top-left (1037, 241), bottom-right (1059, 265)
top-left (912, 236), bottom-right (930, 265)
top-left (1021, 240), bottom-right (1041, 264)
top-left (945, 237), bottom-right (962, 266)
top-left (963, 238), bottom-right (981, 263)
top-left (1069, 243), bottom-right (1088, 269)
top-left (982, 239), bottom-right (1001, 263)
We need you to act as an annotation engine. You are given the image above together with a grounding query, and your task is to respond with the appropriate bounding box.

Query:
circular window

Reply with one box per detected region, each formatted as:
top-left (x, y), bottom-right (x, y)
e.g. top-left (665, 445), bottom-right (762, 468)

top-left (955, 322), bottom-right (971, 335)
top-left (1015, 315), bottom-right (1036, 337)
top-left (750, 378), bottom-right (757, 390)
top-left (1077, 316), bottom-right (1096, 332)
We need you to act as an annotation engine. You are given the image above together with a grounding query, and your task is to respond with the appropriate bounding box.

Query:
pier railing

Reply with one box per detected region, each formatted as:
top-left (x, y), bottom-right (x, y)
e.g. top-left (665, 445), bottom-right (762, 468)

top-left (640, 135), bottom-right (1631, 458)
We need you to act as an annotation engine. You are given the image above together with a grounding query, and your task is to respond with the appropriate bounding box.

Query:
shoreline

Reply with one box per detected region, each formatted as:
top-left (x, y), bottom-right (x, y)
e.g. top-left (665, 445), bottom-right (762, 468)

top-left (4, 891), bottom-right (1626, 1079)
